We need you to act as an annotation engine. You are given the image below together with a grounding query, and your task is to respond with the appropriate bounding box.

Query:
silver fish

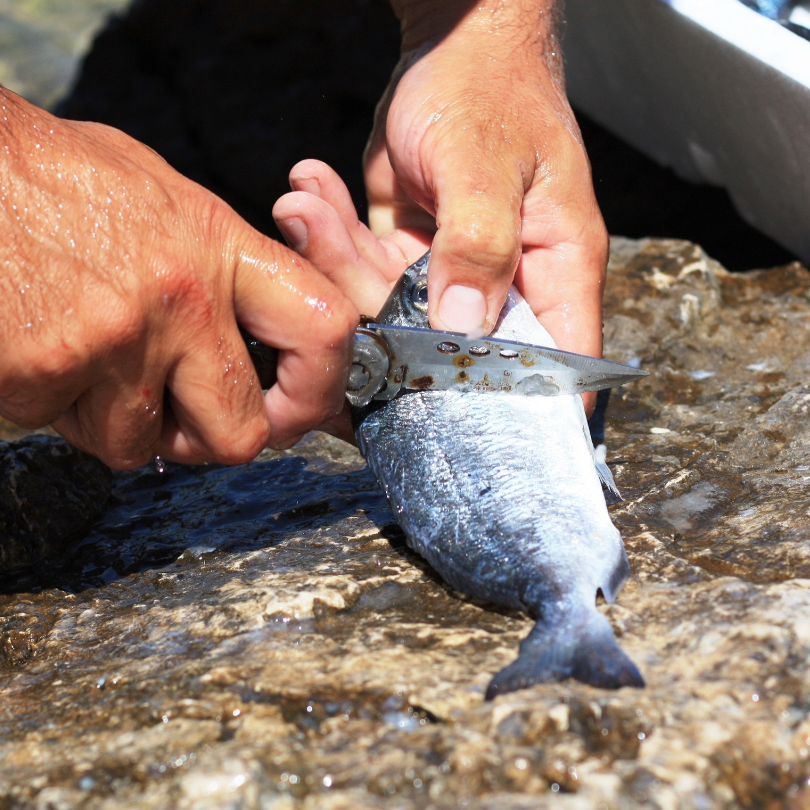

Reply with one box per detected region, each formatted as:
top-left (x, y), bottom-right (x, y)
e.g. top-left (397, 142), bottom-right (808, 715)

top-left (355, 253), bottom-right (644, 698)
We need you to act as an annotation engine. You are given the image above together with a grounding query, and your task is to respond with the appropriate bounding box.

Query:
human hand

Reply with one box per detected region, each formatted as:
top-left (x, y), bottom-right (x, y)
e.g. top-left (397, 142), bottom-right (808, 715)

top-left (366, 0), bottom-right (609, 411)
top-left (274, 162), bottom-right (416, 315)
top-left (0, 89), bottom-right (358, 469)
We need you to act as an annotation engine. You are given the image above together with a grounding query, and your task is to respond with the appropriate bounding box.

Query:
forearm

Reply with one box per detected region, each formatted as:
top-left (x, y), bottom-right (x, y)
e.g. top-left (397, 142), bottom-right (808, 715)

top-left (389, 0), bottom-right (565, 85)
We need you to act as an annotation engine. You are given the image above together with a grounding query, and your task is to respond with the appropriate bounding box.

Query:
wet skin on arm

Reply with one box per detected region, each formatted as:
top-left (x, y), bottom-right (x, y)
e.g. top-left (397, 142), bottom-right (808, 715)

top-left (0, 87), bottom-right (358, 468)
top-left (0, 0), bottom-right (605, 467)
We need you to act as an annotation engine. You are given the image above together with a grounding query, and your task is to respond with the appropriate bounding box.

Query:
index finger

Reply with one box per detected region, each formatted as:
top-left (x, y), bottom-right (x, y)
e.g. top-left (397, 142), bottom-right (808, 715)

top-left (232, 233), bottom-right (359, 449)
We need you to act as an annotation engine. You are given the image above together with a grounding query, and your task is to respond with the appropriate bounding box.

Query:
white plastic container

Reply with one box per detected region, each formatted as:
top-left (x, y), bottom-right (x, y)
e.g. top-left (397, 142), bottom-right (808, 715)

top-left (564, 0), bottom-right (810, 261)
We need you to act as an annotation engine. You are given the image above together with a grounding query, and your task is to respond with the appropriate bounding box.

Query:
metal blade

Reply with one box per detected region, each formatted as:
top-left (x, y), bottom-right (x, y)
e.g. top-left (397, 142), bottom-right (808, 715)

top-left (370, 324), bottom-right (648, 399)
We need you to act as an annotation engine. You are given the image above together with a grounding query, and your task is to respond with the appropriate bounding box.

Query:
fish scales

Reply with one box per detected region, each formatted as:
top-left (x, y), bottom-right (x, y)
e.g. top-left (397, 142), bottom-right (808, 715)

top-left (355, 253), bottom-right (644, 698)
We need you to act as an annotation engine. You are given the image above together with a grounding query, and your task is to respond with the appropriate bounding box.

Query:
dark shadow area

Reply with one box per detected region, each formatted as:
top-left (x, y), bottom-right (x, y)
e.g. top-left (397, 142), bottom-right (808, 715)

top-left (58, 0), bottom-right (402, 234)
top-left (577, 111), bottom-right (797, 271)
top-left (57, 0), bottom-right (795, 271)
top-left (0, 454), bottom-right (390, 595)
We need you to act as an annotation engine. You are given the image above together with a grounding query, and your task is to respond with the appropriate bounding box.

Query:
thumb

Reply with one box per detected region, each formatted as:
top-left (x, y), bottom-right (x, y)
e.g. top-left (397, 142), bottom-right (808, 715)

top-left (426, 160), bottom-right (526, 336)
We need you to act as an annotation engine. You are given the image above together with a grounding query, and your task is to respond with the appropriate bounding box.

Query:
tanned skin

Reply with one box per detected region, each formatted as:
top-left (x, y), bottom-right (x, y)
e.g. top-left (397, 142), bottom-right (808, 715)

top-left (0, 0), bottom-right (606, 469)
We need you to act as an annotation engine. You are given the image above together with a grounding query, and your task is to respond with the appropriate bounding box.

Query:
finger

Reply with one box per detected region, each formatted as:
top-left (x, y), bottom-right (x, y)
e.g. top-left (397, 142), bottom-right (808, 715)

top-left (52, 377), bottom-right (164, 470)
top-left (154, 408), bottom-right (210, 466)
top-left (517, 239), bottom-right (607, 418)
top-left (155, 406), bottom-right (267, 467)
top-left (317, 406), bottom-right (356, 446)
top-left (231, 232), bottom-right (359, 449)
top-left (273, 191), bottom-right (391, 315)
top-left (364, 138), bottom-right (437, 239)
top-left (426, 156), bottom-right (527, 337)
top-left (289, 159), bottom-right (362, 232)
top-left (288, 159), bottom-right (430, 283)
top-left (160, 322), bottom-right (272, 465)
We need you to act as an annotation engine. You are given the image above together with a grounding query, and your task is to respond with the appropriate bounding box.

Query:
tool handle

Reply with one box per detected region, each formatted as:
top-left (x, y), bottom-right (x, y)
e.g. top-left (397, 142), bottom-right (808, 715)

top-left (240, 327), bottom-right (279, 390)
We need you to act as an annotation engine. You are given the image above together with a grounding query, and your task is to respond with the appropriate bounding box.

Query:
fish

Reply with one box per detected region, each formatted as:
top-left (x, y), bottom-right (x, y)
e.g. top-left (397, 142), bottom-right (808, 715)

top-left (354, 253), bottom-right (644, 699)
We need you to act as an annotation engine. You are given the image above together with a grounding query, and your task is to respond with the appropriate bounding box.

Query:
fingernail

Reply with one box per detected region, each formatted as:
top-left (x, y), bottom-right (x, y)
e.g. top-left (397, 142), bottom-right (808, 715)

top-left (290, 176), bottom-right (320, 197)
top-left (279, 216), bottom-right (308, 251)
top-left (437, 285), bottom-right (487, 336)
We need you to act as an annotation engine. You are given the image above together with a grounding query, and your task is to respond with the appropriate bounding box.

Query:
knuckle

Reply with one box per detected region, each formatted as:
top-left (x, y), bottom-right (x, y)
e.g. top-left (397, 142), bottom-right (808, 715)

top-left (320, 300), bottom-right (359, 347)
top-left (0, 370), bottom-right (75, 428)
top-left (0, 403), bottom-right (52, 430)
top-left (150, 252), bottom-right (202, 304)
top-left (211, 421), bottom-right (270, 465)
top-left (97, 305), bottom-right (145, 351)
top-left (72, 408), bottom-right (160, 472)
top-left (442, 226), bottom-right (520, 276)
top-left (20, 341), bottom-right (83, 384)
top-left (96, 429), bottom-right (159, 470)
top-left (181, 188), bottom-right (238, 251)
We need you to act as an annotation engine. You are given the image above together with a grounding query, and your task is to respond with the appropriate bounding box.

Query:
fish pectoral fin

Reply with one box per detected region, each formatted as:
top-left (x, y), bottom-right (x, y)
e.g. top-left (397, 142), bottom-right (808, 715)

top-left (594, 443), bottom-right (621, 503)
top-left (484, 608), bottom-right (644, 700)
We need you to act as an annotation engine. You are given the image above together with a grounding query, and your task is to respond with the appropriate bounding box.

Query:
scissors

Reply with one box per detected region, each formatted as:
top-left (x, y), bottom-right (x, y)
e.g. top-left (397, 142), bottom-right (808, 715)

top-left (242, 253), bottom-right (648, 408)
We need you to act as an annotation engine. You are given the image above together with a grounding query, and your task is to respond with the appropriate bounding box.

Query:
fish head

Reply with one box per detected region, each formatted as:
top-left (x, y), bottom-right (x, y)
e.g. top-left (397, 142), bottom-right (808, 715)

top-left (376, 251), bottom-right (431, 328)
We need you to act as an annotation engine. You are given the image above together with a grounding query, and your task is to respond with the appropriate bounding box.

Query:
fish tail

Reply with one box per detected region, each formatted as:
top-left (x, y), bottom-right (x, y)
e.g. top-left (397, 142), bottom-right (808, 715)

top-left (485, 608), bottom-right (644, 700)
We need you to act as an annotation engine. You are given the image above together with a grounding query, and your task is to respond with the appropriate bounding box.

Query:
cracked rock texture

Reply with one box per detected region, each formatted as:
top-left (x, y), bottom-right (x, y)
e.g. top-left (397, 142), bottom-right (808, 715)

top-left (1, 239), bottom-right (809, 809)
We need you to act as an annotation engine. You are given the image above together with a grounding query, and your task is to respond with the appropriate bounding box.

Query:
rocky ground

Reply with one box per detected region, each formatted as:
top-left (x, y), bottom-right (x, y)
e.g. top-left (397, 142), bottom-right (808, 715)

top-left (1, 238), bottom-right (809, 809)
top-left (3, 1), bottom-right (810, 808)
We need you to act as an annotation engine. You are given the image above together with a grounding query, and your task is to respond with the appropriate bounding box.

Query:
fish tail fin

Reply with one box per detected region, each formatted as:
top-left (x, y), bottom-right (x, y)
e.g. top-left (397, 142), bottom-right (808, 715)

top-left (485, 608), bottom-right (644, 700)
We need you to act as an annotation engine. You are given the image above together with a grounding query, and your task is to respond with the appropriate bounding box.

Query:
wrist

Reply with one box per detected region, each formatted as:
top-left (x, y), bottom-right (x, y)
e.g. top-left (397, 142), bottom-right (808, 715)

top-left (392, 0), bottom-right (565, 90)
top-left (392, 0), bottom-right (562, 55)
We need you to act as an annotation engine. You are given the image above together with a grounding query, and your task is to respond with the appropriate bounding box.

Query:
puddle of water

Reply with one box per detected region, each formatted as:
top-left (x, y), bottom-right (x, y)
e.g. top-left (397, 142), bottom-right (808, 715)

top-left (658, 483), bottom-right (725, 533)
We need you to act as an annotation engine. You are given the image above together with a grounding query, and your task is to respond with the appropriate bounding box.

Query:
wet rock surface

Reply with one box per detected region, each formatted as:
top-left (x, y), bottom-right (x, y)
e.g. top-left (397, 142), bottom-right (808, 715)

top-left (0, 240), bottom-right (808, 808)
top-left (5, 2), bottom-right (810, 806)
top-left (0, 437), bottom-right (112, 582)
